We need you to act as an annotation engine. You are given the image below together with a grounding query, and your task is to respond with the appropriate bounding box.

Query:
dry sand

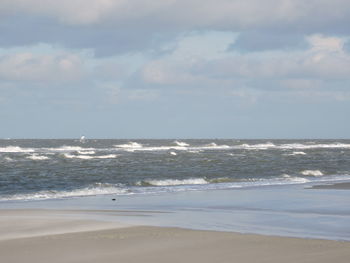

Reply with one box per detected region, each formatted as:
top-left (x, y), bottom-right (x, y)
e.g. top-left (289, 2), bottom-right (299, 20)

top-left (1, 209), bottom-right (349, 263)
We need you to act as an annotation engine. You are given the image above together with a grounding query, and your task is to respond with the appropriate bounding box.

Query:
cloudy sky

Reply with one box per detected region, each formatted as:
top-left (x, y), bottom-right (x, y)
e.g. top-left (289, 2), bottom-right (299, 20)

top-left (1, 0), bottom-right (350, 138)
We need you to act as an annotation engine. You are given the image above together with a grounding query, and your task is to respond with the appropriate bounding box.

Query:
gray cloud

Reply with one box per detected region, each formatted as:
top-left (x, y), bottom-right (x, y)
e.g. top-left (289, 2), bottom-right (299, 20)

top-left (229, 31), bottom-right (308, 52)
top-left (1, 1), bottom-right (350, 56)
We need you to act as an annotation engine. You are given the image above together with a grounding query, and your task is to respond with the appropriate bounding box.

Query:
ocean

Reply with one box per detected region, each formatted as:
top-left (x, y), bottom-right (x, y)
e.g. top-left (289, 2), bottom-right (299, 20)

top-left (1, 139), bottom-right (350, 240)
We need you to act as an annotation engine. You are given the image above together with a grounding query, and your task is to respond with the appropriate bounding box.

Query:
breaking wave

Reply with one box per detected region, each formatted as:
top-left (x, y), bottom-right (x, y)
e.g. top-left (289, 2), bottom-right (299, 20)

top-left (2, 174), bottom-right (350, 201)
top-left (284, 151), bottom-right (307, 156)
top-left (174, 141), bottom-right (189, 147)
top-left (300, 170), bottom-right (324, 177)
top-left (115, 142), bottom-right (143, 149)
top-left (26, 154), bottom-right (50, 160)
top-left (0, 146), bottom-right (35, 153)
top-left (137, 178), bottom-right (209, 186)
top-left (0, 183), bottom-right (129, 201)
top-left (63, 154), bottom-right (118, 159)
top-left (236, 142), bottom-right (350, 150)
top-left (53, 146), bottom-right (92, 152)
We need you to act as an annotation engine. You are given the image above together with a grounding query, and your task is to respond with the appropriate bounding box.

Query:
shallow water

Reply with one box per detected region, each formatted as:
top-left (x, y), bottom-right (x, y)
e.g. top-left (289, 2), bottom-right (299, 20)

top-left (2, 183), bottom-right (350, 241)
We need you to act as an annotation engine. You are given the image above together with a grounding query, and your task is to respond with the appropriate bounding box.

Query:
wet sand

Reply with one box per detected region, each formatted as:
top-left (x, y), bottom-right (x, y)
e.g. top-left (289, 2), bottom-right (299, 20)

top-left (1, 209), bottom-right (350, 263)
top-left (311, 182), bottom-right (350, 190)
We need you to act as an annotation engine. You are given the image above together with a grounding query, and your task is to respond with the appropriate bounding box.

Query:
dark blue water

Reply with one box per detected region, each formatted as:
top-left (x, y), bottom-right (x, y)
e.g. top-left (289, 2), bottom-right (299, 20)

top-left (1, 139), bottom-right (350, 201)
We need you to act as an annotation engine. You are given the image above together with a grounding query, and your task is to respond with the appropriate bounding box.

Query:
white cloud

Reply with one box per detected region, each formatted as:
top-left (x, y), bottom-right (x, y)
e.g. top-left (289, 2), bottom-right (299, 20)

top-left (141, 34), bottom-right (350, 84)
top-left (307, 35), bottom-right (345, 52)
top-left (0, 52), bottom-right (84, 82)
top-left (138, 33), bottom-right (350, 101)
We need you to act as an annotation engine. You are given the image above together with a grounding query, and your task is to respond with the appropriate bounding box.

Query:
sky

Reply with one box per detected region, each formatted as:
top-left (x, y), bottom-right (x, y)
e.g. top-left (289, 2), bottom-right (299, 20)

top-left (0, 0), bottom-right (350, 139)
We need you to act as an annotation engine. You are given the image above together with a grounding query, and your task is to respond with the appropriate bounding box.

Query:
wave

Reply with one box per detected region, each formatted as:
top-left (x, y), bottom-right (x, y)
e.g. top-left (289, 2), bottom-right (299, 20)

top-left (0, 183), bottom-right (128, 201)
top-left (201, 143), bottom-right (230, 150)
top-left (137, 178), bottom-right (209, 186)
top-left (26, 154), bottom-right (50, 160)
top-left (174, 141), bottom-right (189, 147)
top-left (238, 142), bottom-right (276, 150)
top-left (53, 146), bottom-right (92, 152)
top-left (77, 150), bottom-right (96, 155)
top-left (63, 154), bottom-right (118, 159)
top-left (300, 170), bottom-right (324, 177)
top-left (2, 174), bottom-right (350, 201)
top-left (285, 151), bottom-right (307, 156)
top-left (236, 142), bottom-right (350, 150)
top-left (115, 142), bottom-right (143, 149)
top-left (0, 146), bottom-right (35, 153)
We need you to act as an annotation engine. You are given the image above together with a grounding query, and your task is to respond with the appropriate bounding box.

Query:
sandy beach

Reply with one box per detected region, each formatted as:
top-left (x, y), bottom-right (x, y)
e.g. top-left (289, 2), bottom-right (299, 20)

top-left (1, 209), bottom-right (349, 263)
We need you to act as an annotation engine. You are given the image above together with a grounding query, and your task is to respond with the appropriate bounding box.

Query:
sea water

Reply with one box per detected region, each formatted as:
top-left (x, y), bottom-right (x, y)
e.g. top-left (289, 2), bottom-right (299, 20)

top-left (1, 139), bottom-right (350, 240)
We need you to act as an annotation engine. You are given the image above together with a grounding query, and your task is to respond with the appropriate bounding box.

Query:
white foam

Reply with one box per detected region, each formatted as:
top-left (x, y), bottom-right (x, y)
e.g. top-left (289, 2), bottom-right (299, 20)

top-left (170, 152), bottom-right (177, 156)
top-left (115, 142), bottom-right (143, 149)
top-left (0, 146), bottom-right (35, 153)
top-left (237, 142), bottom-right (276, 150)
top-left (1, 183), bottom-right (129, 201)
top-left (140, 178), bottom-right (209, 186)
top-left (174, 141), bottom-right (189, 147)
top-left (64, 154), bottom-right (117, 159)
top-left (95, 154), bottom-right (118, 159)
top-left (300, 170), bottom-right (324, 177)
top-left (43, 146), bottom-right (95, 152)
top-left (284, 151), bottom-right (307, 156)
top-left (236, 142), bottom-right (350, 150)
top-left (4, 157), bottom-right (13, 162)
top-left (199, 143), bottom-right (230, 150)
top-left (77, 150), bottom-right (96, 155)
top-left (26, 154), bottom-right (50, 160)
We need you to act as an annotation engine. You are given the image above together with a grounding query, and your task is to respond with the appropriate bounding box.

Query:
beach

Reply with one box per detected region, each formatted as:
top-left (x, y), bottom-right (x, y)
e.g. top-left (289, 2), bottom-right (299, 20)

top-left (1, 139), bottom-right (350, 262)
top-left (1, 209), bottom-right (350, 263)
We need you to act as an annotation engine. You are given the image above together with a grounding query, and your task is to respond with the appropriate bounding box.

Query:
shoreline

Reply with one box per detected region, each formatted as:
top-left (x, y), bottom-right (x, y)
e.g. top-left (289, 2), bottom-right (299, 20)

top-left (1, 209), bottom-right (350, 263)
top-left (310, 182), bottom-right (350, 190)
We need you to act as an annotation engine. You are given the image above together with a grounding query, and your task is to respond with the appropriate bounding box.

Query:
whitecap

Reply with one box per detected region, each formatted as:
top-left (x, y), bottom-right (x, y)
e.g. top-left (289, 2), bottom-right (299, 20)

top-left (198, 143), bottom-right (230, 150)
top-left (48, 146), bottom-right (94, 152)
top-left (237, 142), bottom-right (276, 150)
top-left (0, 146), bottom-right (35, 153)
top-left (170, 151), bottom-right (177, 156)
top-left (300, 170), bottom-right (324, 177)
top-left (27, 154), bottom-right (50, 160)
top-left (284, 151), bottom-right (307, 156)
top-left (64, 154), bottom-right (117, 159)
top-left (138, 178), bottom-right (209, 186)
top-left (115, 142), bottom-right (143, 149)
top-left (174, 141), bottom-right (189, 147)
top-left (77, 150), bottom-right (96, 155)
